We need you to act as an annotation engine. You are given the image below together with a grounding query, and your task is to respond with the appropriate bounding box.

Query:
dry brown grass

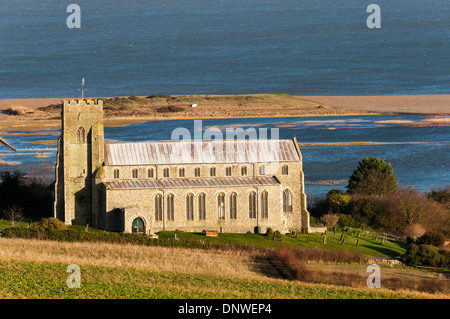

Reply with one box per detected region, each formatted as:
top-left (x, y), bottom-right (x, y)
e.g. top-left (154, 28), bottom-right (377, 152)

top-left (0, 237), bottom-right (264, 279)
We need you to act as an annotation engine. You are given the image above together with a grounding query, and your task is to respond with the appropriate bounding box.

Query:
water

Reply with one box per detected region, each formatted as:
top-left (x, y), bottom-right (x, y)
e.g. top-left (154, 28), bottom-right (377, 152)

top-left (0, 0), bottom-right (449, 98)
top-left (1, 114), bottom-right (448, 197)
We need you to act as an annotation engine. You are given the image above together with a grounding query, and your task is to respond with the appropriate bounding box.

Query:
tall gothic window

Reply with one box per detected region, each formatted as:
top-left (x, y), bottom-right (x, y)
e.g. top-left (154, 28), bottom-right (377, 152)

top-left (76, 127), bottom-right (85, 143)
top-left (218, 192), bottom-right (225, 219)
top-left (167, 193), bottom-right (174, 221)
top-left (186, 193), bottom-right (194, 220)
top-left (249, 191), bottom-right (257, 219)
top-left (155, 194), bottom-right (163, 221)
top-left (229, 192), bottom-right (237, 219)
top-left (283, 189), bottom-right (292, 212)
top-left (260, 191), bottom-right (268, 219)
top-left (198, 193), bottom-right (206, 220)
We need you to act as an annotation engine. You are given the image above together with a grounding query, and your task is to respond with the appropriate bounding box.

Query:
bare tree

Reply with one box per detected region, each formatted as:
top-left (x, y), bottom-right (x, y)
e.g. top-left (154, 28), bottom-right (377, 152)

top-left (320, 213), bottom-right (340, 230)
top-left (2, 205), bottom-right (24, 226)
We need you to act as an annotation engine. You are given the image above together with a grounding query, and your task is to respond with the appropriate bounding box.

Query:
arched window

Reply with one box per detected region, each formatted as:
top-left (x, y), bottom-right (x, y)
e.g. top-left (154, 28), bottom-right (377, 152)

top-left (186, 193), bottom-right (194, 220)
top-left (283, 189), bottom-right (292, 212)
top-left (260, 191), bottom-right (268, 219)
top-left (179, 168), bottom-right (185, 178)
top-left (195, 167), bottom-right (201, 177)
top-left (210, 167), bottom-right (216, 177)
top-left (241, 166), bottom-right (247, 176)
top-left (282, 165), bottom-right (289, 176)
top-left (113, 168), bottom-right (120, 179)
top-left (76, 127), bottom-right (85, 143)
top-left (225, 167), bottom-right (232, 177)
top-left (167, 194), bottom-right (174, 221)
top-left (155, 194), bottom-right (163, 221)
top-left (229, 192), bottom-right (237, 219)
top-left (218, 192), bottom-right (225, 219)
top-left (132, 217), bottom-right (145, 234)
top-left (249, 191), bottom-right (257, 219)
top-left (148, 168), bottom-right (154, 178)
top-left (198, 193), bottom-right (206, 220)
top-left (163, 168), bottom-right (170, 178)
top-left (132, 168), bottom-right (138, 179)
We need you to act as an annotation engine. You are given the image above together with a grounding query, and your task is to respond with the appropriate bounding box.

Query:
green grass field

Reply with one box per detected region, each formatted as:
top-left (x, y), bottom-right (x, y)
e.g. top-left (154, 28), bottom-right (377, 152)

top-left (0, 259), bottom-right (435, 299)
top-left (157, 230), bottom-right (408, 259)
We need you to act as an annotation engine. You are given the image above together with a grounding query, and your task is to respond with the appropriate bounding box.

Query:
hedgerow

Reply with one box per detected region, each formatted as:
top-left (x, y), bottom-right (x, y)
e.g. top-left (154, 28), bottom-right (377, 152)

top-left (0, 227), bottom-right (213, 250)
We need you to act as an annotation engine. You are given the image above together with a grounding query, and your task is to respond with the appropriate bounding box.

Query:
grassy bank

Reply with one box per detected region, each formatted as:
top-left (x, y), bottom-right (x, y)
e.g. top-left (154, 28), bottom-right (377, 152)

top-left (0, 257), bottom-right (440, 299)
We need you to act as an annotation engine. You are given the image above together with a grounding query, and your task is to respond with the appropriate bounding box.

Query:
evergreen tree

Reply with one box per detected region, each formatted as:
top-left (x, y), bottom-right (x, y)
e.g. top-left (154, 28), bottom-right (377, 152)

top-left (347, 156), bottom-right (398, 195)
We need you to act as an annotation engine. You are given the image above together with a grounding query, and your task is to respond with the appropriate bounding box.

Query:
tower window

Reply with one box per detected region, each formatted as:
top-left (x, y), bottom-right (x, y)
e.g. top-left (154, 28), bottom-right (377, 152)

top-left (283, 189), bottom-right (292, 212)
top-left (76, 127), bottom-right (85, 143)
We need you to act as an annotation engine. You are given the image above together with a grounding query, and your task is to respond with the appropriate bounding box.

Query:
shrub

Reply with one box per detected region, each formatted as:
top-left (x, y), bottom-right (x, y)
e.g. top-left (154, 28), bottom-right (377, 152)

top-left (401, 244), bottom-right (443, 267)
top-left (265, 227), bottom-right (274, 237)
top-left (417, 231), bottom-right (445, 247)
top-left (273, 230), bottom-right (282, 241)
top-left (31, 218), bottom-right (68, 232)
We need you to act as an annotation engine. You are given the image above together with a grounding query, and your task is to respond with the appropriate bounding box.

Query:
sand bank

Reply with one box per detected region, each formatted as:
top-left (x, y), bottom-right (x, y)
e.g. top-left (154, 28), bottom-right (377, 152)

top-left (0, 94), bottom-right (448, 132)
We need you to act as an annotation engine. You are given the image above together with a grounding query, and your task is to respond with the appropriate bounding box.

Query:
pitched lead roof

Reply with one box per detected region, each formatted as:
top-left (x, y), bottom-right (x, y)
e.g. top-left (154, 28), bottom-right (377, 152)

top-left (104, 139), bottom-right (300, 166)
top-left (105, 176), bottom-right (280, 190)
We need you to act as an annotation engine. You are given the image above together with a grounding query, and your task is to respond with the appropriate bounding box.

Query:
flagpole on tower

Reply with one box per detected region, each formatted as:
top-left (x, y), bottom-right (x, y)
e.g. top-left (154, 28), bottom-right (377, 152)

top-left (81, 78), bottom-right (85, 99)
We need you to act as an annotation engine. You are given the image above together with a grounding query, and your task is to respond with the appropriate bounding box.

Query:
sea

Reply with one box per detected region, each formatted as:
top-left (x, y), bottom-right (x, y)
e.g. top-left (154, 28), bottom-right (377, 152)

top-left (0, 0), bottom-right (449, 98)
top-left (0, 1), bottom-right (449, 197)
top-left (1, 114), bottom-right (449, 197)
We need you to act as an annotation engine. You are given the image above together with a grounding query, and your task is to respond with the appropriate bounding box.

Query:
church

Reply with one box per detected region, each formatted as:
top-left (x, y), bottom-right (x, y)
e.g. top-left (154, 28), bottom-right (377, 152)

top-left (54, 99), bottom-right (311, 234)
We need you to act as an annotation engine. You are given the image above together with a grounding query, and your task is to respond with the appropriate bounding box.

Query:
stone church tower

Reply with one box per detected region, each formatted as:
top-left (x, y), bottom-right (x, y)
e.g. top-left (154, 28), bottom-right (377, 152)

top-left (54, 99), bottom-right (104, 226)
